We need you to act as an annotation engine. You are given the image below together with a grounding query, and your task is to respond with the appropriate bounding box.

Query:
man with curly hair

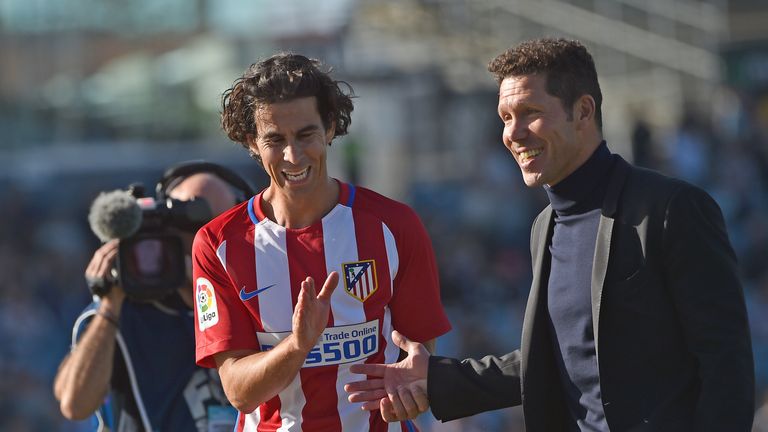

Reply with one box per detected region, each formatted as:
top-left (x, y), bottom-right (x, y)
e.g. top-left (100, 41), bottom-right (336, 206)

top-left (192, 53), bottom-right (451, 431)
top-left (346, 38), bottom-right (755, 431)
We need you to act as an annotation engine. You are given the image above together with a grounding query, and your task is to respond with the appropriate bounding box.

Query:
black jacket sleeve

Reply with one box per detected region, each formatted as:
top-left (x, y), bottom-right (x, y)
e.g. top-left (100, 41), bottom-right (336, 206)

top-left (427, 350), bottom-right (523, 421)
top-left (662, 185), bottom-right (755, 431)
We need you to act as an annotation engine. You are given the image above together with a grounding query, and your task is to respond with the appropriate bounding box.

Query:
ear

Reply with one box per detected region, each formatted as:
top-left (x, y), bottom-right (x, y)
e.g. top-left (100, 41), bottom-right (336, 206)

top-left (574, 94), bottom-right (595, 130)
top-left (248, 148), bottom-right (262, 163)
top-left (325, 121), bottom-right (336, 145)
top-left (246, 137), bottom-right (263, 165)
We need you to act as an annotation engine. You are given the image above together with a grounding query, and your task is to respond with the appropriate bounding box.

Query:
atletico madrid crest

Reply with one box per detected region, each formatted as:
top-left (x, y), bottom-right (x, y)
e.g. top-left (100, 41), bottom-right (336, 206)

top-left (342, 260), bottom-right (378, 302)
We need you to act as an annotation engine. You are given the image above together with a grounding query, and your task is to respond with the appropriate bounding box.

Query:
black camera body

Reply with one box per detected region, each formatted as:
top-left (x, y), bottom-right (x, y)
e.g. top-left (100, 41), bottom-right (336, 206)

top-left (115, 185), bottom-right (212, 301)
top-left (88, 161), bottom-right (255, 301)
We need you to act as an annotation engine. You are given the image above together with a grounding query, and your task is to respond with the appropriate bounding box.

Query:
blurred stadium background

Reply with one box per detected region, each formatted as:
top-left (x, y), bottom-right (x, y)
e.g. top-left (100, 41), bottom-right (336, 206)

top-left (2, 0), bottom-right (768, 430)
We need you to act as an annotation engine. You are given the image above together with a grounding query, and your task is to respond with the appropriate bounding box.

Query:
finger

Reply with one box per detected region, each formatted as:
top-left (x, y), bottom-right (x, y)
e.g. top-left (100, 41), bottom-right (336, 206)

top-left (387, 391), bottom-right (408, 422)
top-left (87, 242), bottom-right (116, 276)
top-left (94, 240), bottom-right (119, 260)
top-left (345, 378), bottom-right (385, 392)
top-left (391, 330), bottom-right (413, 351)
top-left (359, 399), bottom-right (385, 411)
top-left (349, 363), bottom-right (388, 377)
top-left (95, 247), bottom-right (118, 276)
top-left (85, 258), bottom-right (98, 276)
top-left (347, 389), bottom-right (388, 403)
top-left (380, 397), bottom-right (399, 422)
top-left (104, 239), bottom-right (120, 251)
top-left (294, 279), bottom-right (312, 313)
top-left (397, 386), bottom-right (421, 419)
top-left (412, 385), bottom-right (430, 413)
top-left (317, 271), bottom-right (339, 302)
top-left (302, 276), bottom-right (317, 298)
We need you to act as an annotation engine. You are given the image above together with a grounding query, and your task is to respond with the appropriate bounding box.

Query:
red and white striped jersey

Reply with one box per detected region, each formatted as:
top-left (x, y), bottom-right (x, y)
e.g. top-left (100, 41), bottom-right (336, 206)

top-left (193, 181), bottom-right (451, 432)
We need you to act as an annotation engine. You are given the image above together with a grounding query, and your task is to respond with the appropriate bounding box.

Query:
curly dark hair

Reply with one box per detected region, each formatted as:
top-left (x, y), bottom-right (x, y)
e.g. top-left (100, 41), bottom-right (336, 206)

top-left (221, 53), bottom-right (354, 148)
top-left (488, 38), bottom-right (603, 130)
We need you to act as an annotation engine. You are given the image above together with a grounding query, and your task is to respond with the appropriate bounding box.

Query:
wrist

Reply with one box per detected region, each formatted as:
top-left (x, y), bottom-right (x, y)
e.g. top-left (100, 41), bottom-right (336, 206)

top-left (100, 291), bottom-right (125, 310)
top-left (96, 307), bottom-right (120, 329)
top-left (285, 334), bottom-right (314, 357)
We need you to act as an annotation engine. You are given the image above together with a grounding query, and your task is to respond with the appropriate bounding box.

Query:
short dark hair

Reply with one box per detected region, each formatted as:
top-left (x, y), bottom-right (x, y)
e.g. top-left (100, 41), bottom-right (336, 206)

top-left (221, 53), bottom-right (354, 148)
top-left (488, 38), bottom-right (603, 129)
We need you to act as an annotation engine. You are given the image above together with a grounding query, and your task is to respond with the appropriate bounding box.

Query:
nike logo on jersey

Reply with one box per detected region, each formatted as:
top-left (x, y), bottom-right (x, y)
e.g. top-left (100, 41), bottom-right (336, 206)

top-left (239, 284), bottom-right (276, 301)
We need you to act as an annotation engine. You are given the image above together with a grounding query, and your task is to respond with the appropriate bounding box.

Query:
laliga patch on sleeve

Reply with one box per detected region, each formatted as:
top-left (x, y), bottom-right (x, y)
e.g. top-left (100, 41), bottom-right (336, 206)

top-left (196, 277), bottom-right (219, 331)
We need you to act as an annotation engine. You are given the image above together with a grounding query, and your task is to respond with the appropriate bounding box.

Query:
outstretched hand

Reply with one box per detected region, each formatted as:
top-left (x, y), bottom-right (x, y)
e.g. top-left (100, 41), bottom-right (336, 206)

top-left (292, 271), bottom-right (339, 352)
top-left (345, 330), bottom-right (430, 422)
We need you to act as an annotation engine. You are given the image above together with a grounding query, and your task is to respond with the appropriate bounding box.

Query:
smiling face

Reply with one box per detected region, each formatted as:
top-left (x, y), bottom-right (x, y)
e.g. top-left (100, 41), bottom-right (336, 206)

top-left (250, 96), bottom-right (335, 202)
top-left (497, 74), bottom-right (596, 188)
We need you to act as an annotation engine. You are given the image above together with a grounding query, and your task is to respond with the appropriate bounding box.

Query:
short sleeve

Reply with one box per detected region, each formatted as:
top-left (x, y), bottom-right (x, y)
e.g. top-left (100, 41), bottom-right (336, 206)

top-left (193, 227), bottom-right (260, 368)
top-left (387, 207), bottom-right (451, 342)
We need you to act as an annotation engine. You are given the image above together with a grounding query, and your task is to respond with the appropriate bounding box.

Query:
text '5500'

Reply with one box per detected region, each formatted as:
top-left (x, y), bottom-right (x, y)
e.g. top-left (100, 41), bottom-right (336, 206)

top-left (256, 320), bottom-right (379, 368)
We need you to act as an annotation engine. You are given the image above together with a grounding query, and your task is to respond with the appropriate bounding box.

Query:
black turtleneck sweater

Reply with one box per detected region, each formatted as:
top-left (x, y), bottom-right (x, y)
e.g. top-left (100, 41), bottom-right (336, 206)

top-left (544, 141), bottom-right (615, 432)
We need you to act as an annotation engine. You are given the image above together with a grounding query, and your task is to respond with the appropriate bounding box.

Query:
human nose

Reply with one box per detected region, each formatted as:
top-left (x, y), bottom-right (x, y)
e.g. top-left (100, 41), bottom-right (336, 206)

top-left (503, 119), bottom-right (526, 149)
top-left (283, 141), bottom-right (303, 164)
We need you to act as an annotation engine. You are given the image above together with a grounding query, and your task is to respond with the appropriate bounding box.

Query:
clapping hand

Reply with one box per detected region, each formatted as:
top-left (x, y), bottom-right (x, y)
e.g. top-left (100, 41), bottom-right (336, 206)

top-left (292, 272), bottom-right (339, 352)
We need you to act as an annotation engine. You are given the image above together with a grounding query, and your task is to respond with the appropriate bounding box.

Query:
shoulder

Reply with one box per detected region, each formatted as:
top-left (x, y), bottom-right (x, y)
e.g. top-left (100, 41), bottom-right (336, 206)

top-left (615, 156), bottom-right (711, 213)
top-left (196, 200), bottom-right (252, 244)
top-left (617, 157), bottom-right (693, 199)
top-left (351, 186), bottom-right (424, 229)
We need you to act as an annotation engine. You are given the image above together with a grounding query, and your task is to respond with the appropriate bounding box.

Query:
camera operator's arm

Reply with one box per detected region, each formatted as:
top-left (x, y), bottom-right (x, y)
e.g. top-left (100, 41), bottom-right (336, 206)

top-left (54, 240), bottom-right (124, 420)
top-left (213, 273), bottom-right (338, 413)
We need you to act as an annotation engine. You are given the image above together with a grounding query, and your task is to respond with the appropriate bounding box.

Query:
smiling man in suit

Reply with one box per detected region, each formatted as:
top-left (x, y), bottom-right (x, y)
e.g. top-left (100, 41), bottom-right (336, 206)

top-left (346, 38), bottom-right (755, 431)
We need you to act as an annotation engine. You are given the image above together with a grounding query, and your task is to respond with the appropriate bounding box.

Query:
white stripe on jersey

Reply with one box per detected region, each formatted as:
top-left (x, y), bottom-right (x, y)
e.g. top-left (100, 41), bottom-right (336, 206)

top-left (382, 223), bottom-right (398, 292)
top-left (321, 205), bottom-right (371, 432)
top-left (254, 221), bottom-right (293, 332)
top-left (381, 306), bottom-right (400, 366)
top-left (216, 240), bottom-right (227, 271)
top-left (381, 308), bottom-right (403, 431)
top-left (253, 221), bottom-right (306, 428)
top-left (388, 418), bottom-right (401, 432)
top-left (323, 206), bottom-right (367, 327)
top-left (276, 373), bottom-right (304, 432)
top-left (242, 406), bottom-right (260, 432)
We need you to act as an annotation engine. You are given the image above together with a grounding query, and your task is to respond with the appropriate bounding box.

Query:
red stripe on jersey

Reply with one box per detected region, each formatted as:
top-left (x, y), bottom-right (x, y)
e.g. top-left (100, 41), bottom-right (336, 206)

top-left (286, 225), bottom-right (342, 431)
top-left (226, 220), bottom-right (264, 333)
top-left (352, 205), bottom-right (393, 432)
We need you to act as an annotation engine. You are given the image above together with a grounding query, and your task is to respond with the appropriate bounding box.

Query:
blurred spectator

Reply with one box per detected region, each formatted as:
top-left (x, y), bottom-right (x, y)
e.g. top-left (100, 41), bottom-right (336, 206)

top-left (630, 118), bottom-right (658, 169)
top-left (668, 110), bottom-right (714, 188)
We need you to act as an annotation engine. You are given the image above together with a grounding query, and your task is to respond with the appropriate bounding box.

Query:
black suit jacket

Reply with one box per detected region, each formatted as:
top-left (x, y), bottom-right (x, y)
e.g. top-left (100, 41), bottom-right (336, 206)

top-left (428, 156), bottom-right (754, 431)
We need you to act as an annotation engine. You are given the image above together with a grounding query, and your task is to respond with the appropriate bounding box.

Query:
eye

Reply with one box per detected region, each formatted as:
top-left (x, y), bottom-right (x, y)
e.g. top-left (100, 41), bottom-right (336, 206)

top-left (522, 107), bottom-right (540, 116)
top-left (263, 137), bottom-right (283, 147)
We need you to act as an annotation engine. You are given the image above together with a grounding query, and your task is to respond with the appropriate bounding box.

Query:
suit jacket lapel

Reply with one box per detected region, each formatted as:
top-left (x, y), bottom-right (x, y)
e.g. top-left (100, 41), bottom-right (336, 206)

top-left (591, 215), bottom-right (613, 349)
top-left (522, 206), bottom-right (554, 375)
top-left (591, 156), bottom-right (630, 351)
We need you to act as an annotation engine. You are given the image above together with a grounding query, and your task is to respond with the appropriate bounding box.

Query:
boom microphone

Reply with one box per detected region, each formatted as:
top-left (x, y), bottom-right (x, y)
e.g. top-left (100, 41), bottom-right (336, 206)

top-left (88, 190), bottom-right (143, 242)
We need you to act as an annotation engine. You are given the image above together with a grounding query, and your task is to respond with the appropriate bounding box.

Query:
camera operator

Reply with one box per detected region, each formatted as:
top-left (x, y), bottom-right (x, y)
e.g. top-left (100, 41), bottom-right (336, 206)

top-left (54, 168), bottom-right (244, 432)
